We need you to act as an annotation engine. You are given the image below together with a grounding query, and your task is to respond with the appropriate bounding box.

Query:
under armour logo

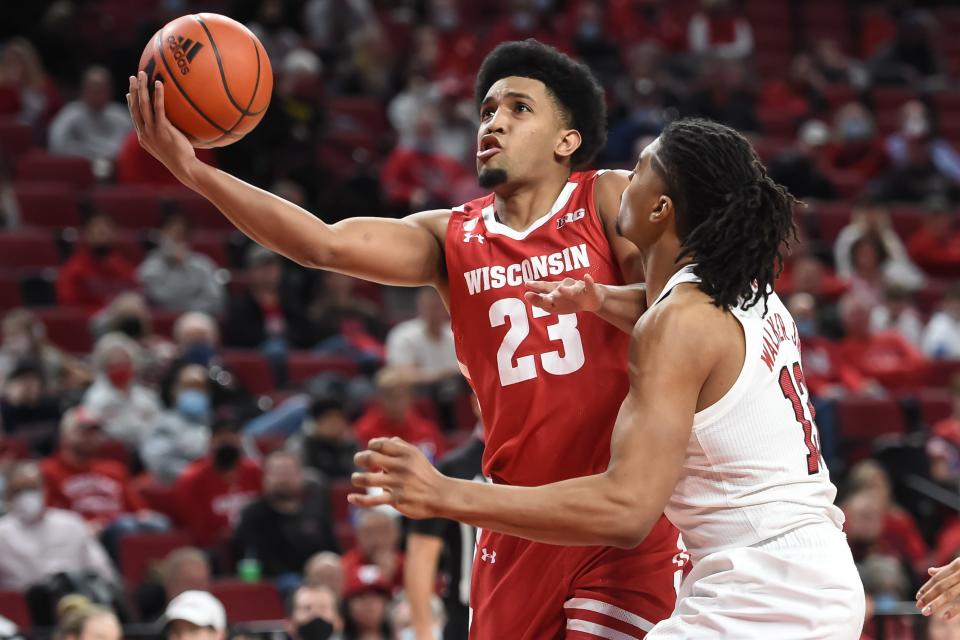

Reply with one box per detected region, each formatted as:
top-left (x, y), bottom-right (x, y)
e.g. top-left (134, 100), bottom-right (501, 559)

top-left (463, 217), bottom-right (484, 244)
top-left (480, 548), bottom-right (496, 563)
top-left (463, 232), bottom-right (485, 244)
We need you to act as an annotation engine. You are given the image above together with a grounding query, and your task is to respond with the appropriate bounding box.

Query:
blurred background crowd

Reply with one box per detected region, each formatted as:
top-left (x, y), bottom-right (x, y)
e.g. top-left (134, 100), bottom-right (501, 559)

top-left (1, 0), bottom-right (960, 638)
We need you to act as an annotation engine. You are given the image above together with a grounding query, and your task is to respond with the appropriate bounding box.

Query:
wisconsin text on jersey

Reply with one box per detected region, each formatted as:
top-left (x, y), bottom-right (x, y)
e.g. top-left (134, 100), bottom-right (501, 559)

top-left (462, 243), bottom-right (591, 296)
top-left (760, 310), bottom-right (801, 372)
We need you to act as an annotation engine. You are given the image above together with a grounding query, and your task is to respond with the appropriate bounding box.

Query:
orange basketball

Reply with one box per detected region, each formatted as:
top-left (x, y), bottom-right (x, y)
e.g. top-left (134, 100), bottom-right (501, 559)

top-left (138, 13), bottom-right (272, 148)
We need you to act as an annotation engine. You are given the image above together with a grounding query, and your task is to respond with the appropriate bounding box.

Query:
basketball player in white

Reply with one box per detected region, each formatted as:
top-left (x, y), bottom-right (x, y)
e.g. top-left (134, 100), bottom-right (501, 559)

top-left (351, 119), bottom-right (866, 638)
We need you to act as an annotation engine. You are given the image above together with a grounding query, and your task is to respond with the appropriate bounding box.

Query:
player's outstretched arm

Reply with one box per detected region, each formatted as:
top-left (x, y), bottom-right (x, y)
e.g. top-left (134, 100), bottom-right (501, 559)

top-left (350, 299), bottom-right (711, 547)
top-left (127, 72), bottom-right (445, 287)
top-left (917, 559), bottom-right (960, 619)
top-left (524, 275), bottom-right (647, 334)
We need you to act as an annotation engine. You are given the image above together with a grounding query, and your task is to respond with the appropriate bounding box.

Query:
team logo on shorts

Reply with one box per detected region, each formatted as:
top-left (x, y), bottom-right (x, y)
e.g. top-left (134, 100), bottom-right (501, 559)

top-left (480, 548), bottom-right (496, 564)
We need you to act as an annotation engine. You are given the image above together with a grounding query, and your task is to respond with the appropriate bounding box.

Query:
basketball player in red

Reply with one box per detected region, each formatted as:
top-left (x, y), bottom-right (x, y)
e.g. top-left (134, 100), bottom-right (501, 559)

top-left (127, 39), bottom-right (682, 639)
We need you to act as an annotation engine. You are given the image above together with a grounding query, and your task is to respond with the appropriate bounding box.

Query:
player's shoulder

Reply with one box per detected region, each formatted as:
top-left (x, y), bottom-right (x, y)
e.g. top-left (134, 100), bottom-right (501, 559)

top-left (633, 284), bottom-right (723, 355)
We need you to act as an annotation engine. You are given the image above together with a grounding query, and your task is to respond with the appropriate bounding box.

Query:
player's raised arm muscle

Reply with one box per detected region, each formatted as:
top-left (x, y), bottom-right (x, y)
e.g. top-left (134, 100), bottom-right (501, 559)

top-left (127, 72), bottom-right (446, 288)
top-left (350, 296), bottom-right (713, 547)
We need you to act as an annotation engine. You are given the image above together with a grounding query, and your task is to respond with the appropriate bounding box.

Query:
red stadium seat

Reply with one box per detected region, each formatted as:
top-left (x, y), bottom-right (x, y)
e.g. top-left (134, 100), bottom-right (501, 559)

top-left (34, 307), bottom-right (93, 353)
top-left (287, 352), bottom-right (359, 386)
top-left (927, 360), bottom-right (960, 388)
top-left (335, 521), bottom-right (356, 553)
top-left (192, 234), bottom-right (229, 267)
top-left (119, 530), bottom-right (192, 587)
top-left (329, 479), bottom-right (353, 525)
top-left (0, 271), bottom-right (22, 310)
top-left (0, 590), bottom-right (31, 630)
top-left (837, 397), bottom-right (907, 440)
top-left (134, 477), bottom-right (180, 520)
top-left (0, 119), bottom-right (36, 159)
top-left (161, 188), bottom-right (233, 230)
top-left (0, 231), bottom-right (59, 269)
top-left (220, 350), bottom-right (275, 395)
top-left (14, 182), bottom-right (82, 229)
top-left (16, 151), bottom-right (94, 188)
top-left (90, 186), bottom-right (163, 229)
top-left (919, 389), bottom-right (953, 426)
top-left (209, 580), bottom-right (285, 622)
top-left (151, 310), bottom-right (179, 339)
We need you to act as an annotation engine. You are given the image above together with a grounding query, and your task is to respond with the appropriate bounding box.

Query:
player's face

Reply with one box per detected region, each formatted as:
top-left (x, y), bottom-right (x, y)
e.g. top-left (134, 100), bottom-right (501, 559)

top-left (617, 137), bottom-right (673, 250)
top-left (476, 77), bottom-right (576, 189)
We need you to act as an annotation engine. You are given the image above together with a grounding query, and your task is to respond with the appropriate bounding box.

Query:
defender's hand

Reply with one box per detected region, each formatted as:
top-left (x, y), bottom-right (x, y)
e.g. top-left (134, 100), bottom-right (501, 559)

top-left (918, 559), bottom-right (960, 619)
top-left (349, 437), bottom-right (447, 520)
top-left (126, 71), bottom-right (197, 184)
top-left (524, 273), bottom-right (603, 314)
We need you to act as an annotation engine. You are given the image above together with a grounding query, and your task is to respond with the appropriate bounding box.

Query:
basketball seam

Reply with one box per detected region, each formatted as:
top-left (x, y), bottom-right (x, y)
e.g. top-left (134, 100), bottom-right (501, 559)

top-left (154, 29), bottom-right (232, 136)
top-left (193, 14), bottom-right (267, 117)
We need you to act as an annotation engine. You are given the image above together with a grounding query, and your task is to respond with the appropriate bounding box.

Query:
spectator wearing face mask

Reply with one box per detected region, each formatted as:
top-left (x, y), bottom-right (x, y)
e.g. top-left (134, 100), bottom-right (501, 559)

top-left (89, 292), bottom-right (175, 386)
top-left (286, 395), bottom-right (358, 481)
top-left (56, 211), bottom-right (138, 312)
top-left (287, 584), bottom-right (343, 640)
top-left (173, 414), bottom-right (262, 548)
top-left (138, 211), bottom-right (226, 317)
top-left (821, 102), bottom-right (888, 185)
top-left (882, 100), bottom-right (960, 202)
top-left (0, 461), bottom-right (117, 592)
top-left (82, 332), bottom-right (162, 448)
top-left (141, 365), bottom-right (214, 485)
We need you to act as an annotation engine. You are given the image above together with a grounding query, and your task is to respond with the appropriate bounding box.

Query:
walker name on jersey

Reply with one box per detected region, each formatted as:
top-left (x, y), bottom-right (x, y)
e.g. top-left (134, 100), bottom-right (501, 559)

top-left (760, 311), bottom-right (801, 372)
top-left (462, 243), bottom-right (590, 296)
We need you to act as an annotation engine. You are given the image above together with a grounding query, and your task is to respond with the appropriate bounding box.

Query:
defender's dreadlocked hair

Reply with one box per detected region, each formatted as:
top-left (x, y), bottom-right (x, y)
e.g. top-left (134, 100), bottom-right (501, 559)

top-left (652, 119), bottom-right (798, 313)
top-left (475, 39), bottom-right (607, 169)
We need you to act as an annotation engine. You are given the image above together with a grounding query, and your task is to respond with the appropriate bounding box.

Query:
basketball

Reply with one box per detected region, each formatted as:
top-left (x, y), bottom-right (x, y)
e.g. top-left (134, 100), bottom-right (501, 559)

top-left (137, 13), bottom-right (272, 148)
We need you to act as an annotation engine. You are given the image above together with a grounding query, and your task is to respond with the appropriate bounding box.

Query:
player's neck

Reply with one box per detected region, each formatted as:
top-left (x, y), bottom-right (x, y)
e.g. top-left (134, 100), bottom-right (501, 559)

top-left (641, 238), bottom-right (691, 308)
top-left (491, 172), bottom-right (571, 232)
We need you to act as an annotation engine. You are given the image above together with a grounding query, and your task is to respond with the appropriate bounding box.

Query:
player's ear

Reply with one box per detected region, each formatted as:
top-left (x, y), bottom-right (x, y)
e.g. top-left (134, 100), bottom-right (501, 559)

top-left (555, 128), bottom-right (582, 161)
top-left (650, 195), bottom-right (673, 223)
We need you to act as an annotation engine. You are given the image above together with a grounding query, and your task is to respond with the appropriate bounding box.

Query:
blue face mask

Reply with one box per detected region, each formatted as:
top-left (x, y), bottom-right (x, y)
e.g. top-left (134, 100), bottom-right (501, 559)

top-left (795, 318), bottom-right (817, 338)
top-left (177, 389), bottom-right (210, 421)
top-left (184, 343), bottom-right (215, 366)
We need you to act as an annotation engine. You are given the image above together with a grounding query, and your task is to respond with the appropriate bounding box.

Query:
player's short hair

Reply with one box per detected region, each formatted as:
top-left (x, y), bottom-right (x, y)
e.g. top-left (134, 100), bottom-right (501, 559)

top-left (474, 39), bottom-right (607, 169)
top-left (652, 118), bottom-right (798, 313)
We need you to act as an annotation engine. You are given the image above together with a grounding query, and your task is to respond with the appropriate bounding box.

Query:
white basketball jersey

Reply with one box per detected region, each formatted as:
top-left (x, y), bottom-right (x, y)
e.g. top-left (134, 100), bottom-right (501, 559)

top-left (655, 265), bottom-right (845, 563)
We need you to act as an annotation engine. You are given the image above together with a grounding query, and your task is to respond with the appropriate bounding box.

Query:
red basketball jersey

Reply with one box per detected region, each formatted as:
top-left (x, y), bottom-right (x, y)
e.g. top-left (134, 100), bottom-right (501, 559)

top-left (444, 170), bottom-right (631, 486)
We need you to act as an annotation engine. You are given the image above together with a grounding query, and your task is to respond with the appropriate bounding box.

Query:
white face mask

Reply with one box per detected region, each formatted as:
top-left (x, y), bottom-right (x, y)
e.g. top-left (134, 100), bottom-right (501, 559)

top-left (11, 490), bottom-right (44, 522)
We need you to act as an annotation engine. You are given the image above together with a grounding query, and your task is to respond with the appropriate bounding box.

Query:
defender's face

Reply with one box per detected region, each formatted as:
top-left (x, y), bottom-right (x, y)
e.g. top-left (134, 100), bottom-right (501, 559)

top-left (476, 76), bottom-right (568, 185)
top-left (617, 137), bottom-right (669, 249)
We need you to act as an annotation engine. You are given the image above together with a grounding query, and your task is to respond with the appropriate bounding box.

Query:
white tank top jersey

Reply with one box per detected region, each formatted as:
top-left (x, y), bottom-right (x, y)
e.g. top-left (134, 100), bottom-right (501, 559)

top-left (654, 265), bottom-right (845, 563)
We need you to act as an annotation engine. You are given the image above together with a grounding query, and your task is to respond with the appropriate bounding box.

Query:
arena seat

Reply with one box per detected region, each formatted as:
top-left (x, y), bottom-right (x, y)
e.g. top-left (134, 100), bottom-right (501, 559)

top-left (837, 397), bottom-right (907, 440)
top-left (0, 119), bottom-right (35, 159)
top-left (34, 307), bottom-right (93, 353)
top-left (161, 188), bottom-right (233, 230)
top-left (134, 478), bottom-right (179, 520)
top-left (0, 231), bottom-right (59, 269)
top-left (329, 479), bottom-right (353, 526)
top-left (335, 521), bottom-right (356, 553)
top-left (209, 580), bottom-right (285, 622)
top-left (119, 530), bottom-right (192, 587)
top-left (192, 233), bottom-right (229, 267)
top-left (220, 350), bottom-right (275, 396)
top-left (919, 389), bottom-right (952, 426)
top-left (0, 590), bottom-right (31, 630)
top-left (90, 186), bottom-right (163, 229)
top-left (15, 151), bottom-right (94, 188)
top-left (0, 271), bottom-right (22, 310)
top-left (286, 352), bottom-right (359, 385)
top-left (927, 360), bottom-right (960, 388)
top-left (14, 182), bottom-right (82, 229)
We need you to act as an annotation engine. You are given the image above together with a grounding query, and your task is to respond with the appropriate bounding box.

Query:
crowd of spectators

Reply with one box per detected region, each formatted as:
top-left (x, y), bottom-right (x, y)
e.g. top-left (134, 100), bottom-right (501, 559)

top-left (1, 0), bottom-right (960, 638)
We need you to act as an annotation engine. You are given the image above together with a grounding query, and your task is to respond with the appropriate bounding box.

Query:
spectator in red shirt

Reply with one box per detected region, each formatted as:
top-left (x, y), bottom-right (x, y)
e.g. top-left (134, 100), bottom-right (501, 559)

top-left (843, 460), bottom-right (929, 579)
top-left (0, 38), bottom-right (63, 127)
top-left (342, 509), bottom-right (405, 596)
top-left (173, 414), bottom-right (262, 548)
top-left (342, 567), bottom-right (392, 640)
top-left (40, 406), bottom-right (169, 556)
top-left (907, 200), bottom-right (960, 277)
top-left (687, 0), bottom-right (753, 61)
top-left (822, 103), bottom-right (888, 186)
top-left (380, 108), bottom-right (471, 214)
top-left (834, 294), bottom-right (927, 392)
top-left (759, 53), bottom-right (827, 125)
top-left (56, 211), bottom-right (138, 312)
top-left (354, 367), bottom-right (445, 463)
top-left (605, 0), bottom-right (686, 52)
